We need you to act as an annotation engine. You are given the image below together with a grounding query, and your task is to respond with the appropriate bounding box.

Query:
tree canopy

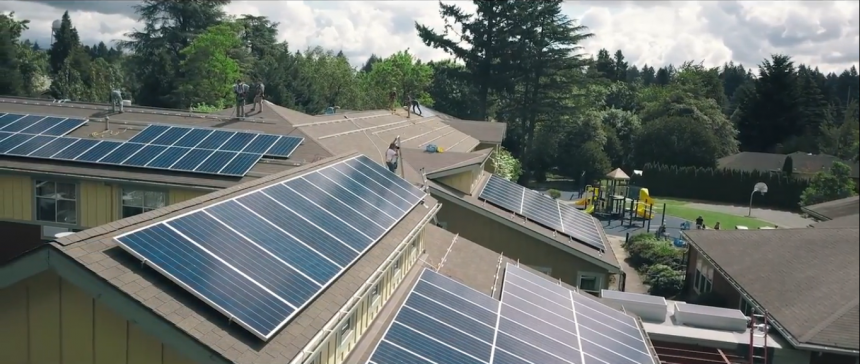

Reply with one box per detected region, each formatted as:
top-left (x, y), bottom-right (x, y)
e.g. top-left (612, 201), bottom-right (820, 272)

top-left (1, 1), bottom-right (858, 187)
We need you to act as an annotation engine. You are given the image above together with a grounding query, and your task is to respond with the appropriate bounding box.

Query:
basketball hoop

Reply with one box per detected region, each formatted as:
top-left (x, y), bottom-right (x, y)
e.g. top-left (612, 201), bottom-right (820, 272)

top-left (749, 182), bottom-right (768, 217)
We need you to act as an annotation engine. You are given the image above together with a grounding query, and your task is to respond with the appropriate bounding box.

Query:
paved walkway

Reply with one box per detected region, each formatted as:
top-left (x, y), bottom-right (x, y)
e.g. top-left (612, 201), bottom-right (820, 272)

top-left (607, 235), bottom-right (649, 294)
top-left (684, 203), bottom-right (813, 228)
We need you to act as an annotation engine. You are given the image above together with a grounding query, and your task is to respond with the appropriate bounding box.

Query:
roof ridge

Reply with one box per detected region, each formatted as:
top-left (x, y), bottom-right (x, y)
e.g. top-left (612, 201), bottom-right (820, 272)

top-left (798, 296), bottom-right (860, 343)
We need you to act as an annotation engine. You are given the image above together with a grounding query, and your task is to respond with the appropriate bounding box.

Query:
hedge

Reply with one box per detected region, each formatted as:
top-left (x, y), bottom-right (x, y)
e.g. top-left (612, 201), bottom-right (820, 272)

top-left (630, 163), bottom-right (810, 210)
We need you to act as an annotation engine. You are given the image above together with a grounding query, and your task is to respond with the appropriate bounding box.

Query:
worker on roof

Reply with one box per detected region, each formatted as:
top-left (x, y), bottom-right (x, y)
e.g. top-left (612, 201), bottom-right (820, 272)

top-left (249, 79), bottom-right (265, 114)
top-left (409, 93), bottom-right (422, 115)
top-left (388, 88), bottom-right (397, 113)
top-left (386, 141), bottom-right (399, 173)
top-left (233, 79), bottom-right (250, 118)
top-left (110, 86), bottom-right (123, 113)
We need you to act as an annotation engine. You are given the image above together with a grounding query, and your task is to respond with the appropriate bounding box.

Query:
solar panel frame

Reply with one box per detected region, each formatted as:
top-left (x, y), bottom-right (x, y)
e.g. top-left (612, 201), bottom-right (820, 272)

top-left (0, 114), bottom-right (26, 129)
top-left (479, 174), bottom-right (525, 215)
top-left (18, 117), bottom-right (69, 135)
top-left (130, 124), bottom-right (305, 158)
top-left (0, 115), bottom-right (44, 133)
top-left (41, 118), bottom-right (87, 136)
top-left (115, 156), bottom-right (426, 340)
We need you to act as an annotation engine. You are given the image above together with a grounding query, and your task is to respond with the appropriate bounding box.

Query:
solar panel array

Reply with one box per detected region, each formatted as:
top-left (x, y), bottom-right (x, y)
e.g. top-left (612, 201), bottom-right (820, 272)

top-left (128, 124), bottom-right (304, 158)
top-left (368, 265), bottom-right (657, 364)
top-left (0, 114), bottom-right (307, 177)
top-left (0, 113), bottom-right (87, 136)
top-left (114, 155), bottom-right (426, 340)
top-left (479, 175), bottom-right (605, 250)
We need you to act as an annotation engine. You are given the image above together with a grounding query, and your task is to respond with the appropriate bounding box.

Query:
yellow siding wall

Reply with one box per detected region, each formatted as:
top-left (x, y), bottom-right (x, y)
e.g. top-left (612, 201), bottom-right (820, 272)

top-left (80, 181), bottom-right (118, 228)
top-left (436, 169), bottom-right (479, 195)
top-left (169, 189), bottom-right (207, 205)
top-left (0, 270), bottom-right (196, 364)
top-left (0, 174), bottom-right (32, 221)
top-left (306, 227), bottom-right (426, 364)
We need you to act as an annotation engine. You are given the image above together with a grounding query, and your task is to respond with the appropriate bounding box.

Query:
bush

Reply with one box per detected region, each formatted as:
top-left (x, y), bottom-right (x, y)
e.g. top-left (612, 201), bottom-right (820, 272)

top-left (625, 233), bottom-right (685, 271)
top-left (547, 189), bottom-right (561, 199)
top-left (630, 163), bottom-right (810, 210)
top-left (645, 264), bottom-right (684, 298)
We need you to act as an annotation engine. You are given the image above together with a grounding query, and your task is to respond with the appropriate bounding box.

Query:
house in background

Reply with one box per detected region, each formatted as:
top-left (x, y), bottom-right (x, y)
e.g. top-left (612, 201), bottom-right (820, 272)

top-left (718, 151), bottom-right (860, 182)
top-left (802, 195), bottom-right (860, 229)
top-left (682, 228), bottom-right (859, 364)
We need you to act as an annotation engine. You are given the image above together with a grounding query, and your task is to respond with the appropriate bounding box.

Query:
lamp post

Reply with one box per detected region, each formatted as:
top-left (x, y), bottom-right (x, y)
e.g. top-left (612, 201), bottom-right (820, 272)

top-left (748, 182), bottom-right (768, 217)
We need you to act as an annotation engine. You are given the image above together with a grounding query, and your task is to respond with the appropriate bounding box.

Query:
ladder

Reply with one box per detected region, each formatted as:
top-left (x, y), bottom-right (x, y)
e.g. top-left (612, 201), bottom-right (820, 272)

top-left (748, 309), bottom-right (769, 364)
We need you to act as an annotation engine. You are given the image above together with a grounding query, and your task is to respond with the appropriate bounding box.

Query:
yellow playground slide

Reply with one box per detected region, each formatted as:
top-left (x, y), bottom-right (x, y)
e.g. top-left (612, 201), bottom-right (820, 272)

top-left (585, 204), bottom-right (595, 214)
top-left (636, 188), bottom-right (655, 219)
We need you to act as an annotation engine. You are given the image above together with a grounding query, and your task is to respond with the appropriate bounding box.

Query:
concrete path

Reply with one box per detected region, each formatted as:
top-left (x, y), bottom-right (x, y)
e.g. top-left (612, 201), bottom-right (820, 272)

top-left (606, 235), bottom-right (649, 294)
top-left (684, 203), bottom-right (814, 228)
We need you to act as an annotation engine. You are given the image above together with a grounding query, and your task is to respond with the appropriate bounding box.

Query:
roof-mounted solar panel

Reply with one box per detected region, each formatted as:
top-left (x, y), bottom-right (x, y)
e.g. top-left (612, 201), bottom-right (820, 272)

top-left (128, 125), bottom-right (304, 158)
top-left (114, 155), bottom-right (426, 340)
top-left (0, 114), bottom-right (86, 136)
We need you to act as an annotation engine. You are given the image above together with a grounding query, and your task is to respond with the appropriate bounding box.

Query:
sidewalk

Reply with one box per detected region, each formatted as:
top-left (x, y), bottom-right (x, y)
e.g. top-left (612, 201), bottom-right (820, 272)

top-left (607, 235), bottom-right (649, 294)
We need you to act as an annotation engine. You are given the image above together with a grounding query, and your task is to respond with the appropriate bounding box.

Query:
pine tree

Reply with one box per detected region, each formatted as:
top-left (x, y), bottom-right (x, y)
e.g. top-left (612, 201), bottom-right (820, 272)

top-left (48, 11), bottom-right (81, 74)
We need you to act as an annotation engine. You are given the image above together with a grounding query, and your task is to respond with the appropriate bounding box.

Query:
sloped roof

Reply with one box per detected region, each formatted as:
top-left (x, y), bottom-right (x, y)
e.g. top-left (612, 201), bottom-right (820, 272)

top-left (0, 97), bottom-right (331, 189)
top-left (684, 228), bottom-right (860, 351)
top-left (803, 196), bottom-right (860, 221)
top-left (47, 152), bottom-right (439, 364)
top-left (400, 148), bottom-right (492, 176)
top-left (606, 168), bottom-right (630, 180)
top-left (718, 151), bottom-right (860, 178)
top-left (812, 214), bottom-right (860, 228)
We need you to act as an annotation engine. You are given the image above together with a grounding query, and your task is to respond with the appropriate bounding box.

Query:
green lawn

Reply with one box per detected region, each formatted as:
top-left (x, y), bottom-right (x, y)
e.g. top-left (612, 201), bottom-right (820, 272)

top-left (652, 198), bottom-right (774, 229)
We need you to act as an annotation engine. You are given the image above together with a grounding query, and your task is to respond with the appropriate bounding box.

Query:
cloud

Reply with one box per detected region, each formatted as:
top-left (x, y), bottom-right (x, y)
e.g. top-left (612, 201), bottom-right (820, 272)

top-left (1, 0), bottom-right (857, 73)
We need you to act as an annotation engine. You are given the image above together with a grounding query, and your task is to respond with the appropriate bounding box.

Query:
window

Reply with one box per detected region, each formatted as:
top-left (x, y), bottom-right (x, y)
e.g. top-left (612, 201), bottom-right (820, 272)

top-left (393, 258), bottom-right (401, 273)
top-left (740, 297), bottom-right (754, 316)
top-left (694, 259), bottom-right (713, 294)
top-left (577, 273), bottom-right (602, 293)
top-left (338, 317), bottom-right (353, 346)
top-left (370, 283), bottom-right (380, 305)
top-left (35, 180), bottom-right (77, 224)
top-left (122, 189), bottom-right (166, 218)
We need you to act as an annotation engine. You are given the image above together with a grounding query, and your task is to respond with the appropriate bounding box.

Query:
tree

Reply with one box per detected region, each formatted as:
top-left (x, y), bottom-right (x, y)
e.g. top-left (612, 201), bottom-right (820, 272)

top-left (48, 11), bottom-right (80, 74)
top-left (633, 116), bottom-right (721, 168)
top-left (427, 60), bottom-right (480, 119)
top-left (799, 161), bottom-right (858, 206)
top-left (0, 21), bottom-right (24, 95)
top-left (782, 155), bottom-right (794, 176)
top-left (735, 55), bottom-right (803, 152)
top-left (646, 264), bottom-right (684, 298)
top-left (176, 23), bottom-right (242, 109)
top-left (491, 147), bottom-right (522, 181)
top-left (362, 50), bottom-right (434, 110)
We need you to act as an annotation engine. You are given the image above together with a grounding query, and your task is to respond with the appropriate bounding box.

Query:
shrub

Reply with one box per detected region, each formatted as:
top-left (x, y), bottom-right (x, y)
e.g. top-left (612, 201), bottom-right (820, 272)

top-left (645, 264), bottom-right (685, 298)
top-left (625, 233), bottom-right (685, 271)
top-left (547, 189), bottom-right (562, 199)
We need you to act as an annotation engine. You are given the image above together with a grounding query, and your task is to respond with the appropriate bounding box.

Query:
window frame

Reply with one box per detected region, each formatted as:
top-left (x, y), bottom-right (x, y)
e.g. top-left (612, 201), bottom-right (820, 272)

top-left (120, 187), bottom-right (168, 218)
top-left (370, 283), bottom-right (381, 306)
top-left (739, 297), bottom-right (754, 316)
top-left (576, 272), bottom-right (603, 293)
top-left (337, 316), bottom-right (354, 348)
top-left (694, 259), bottom-right (714, 294)
top-left (33, 179), bottom-right (79, 226)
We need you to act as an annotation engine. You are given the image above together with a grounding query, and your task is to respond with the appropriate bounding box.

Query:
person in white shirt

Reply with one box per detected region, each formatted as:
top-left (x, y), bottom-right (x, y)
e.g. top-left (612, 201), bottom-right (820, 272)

top-left (233, 79), bottom-right (250, 118)
top-left (250, 80), bottom-right (265, 113)
top-left (386, 142), bottom-right (399, 173)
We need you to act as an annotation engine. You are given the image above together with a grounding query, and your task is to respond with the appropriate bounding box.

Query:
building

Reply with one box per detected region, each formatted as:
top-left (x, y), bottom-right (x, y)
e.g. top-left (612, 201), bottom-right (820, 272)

top-left (717, 151), bottom-right (860, 181)
top-left (802, 196), bottom-right (860, 228)
top-left (683, 228), bottom-right (860, 364)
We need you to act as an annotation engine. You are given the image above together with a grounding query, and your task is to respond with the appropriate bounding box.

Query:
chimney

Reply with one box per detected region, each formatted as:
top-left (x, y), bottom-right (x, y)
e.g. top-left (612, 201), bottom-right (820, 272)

top-left (104, 116), bottom-right (110, 131)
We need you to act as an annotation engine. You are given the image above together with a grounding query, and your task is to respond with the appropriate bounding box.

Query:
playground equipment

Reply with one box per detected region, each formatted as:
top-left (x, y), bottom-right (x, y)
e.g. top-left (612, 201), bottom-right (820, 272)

top-left (575, 168), bottom-right (657, 221)
top-left (635, 188), bottom-right (655, 219)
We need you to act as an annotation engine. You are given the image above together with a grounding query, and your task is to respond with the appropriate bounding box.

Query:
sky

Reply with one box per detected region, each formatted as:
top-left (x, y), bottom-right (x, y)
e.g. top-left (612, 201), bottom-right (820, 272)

top-left (2, 1), bottom-right (858, 74)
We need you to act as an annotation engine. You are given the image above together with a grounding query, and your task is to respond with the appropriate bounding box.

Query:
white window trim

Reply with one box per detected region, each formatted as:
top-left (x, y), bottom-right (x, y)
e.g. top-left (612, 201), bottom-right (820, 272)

top-left (576, 272), bottom-right (603, 293)
top-left (370, 283), bottom-right (381, 306)
top-left (120, 188), bottom-right (167, 218)
top-left (337, 317), bottom-right (354, 348)
top-left (34, 180), bottom-right (79, 225)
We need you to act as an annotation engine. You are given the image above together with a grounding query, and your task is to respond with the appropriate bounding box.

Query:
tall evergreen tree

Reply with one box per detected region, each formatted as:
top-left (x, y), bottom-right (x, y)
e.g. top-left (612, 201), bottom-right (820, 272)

top-left (48, 11), bottom-right (80, 74)
top-left (736, 55), bottom-right (803, 152)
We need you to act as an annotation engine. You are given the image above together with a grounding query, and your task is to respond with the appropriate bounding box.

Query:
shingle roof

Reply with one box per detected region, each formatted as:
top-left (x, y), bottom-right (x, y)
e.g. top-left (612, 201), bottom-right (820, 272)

top-left (813, 214), bottom-right (860, 228)
top-left (442, 119), bottom-right (507, 144)
top-left (684, 228), bottom-right (860, 351)
top-left (717, 151), bottom-right (860, 178)
top-left (803, 196), bottom-right (860, 220)
top-left (52, 152), bottom-right (439, 364)
top-left (423, 224), bottom-right (511, 298)
top-left (400, 148), bottom-right (491, 175)
top-left (0, 97), bottom-right (332, 189)
top-left (428, 174), bottom-right (620, 271)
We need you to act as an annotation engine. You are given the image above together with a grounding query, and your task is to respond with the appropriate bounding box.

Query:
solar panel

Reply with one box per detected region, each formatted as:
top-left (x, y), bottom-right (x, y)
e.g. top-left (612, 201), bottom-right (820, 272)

top-left (114, 156), bottom-right (426, 340)
top-left (128, 125), bottom-right (304, 158)
top-left (0, 114), bottom-right (86, 136)
top-left (502, 264), bottom-right (656, 364)
top-left (479, 175), bottom-right (605, 250)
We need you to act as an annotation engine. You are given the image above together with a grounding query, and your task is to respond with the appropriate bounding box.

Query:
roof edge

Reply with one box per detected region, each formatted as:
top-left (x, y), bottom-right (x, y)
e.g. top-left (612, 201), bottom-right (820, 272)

top-left (684, 234), bottom-right (860, 355)
top-left (55, 151), bottom-right (363, 246)
top-left (799, 297), bottom-right (860, 344)
top-left (429, 184), bottom-right (621, 273)
top-left (426, 152), bottom-right (492, 179)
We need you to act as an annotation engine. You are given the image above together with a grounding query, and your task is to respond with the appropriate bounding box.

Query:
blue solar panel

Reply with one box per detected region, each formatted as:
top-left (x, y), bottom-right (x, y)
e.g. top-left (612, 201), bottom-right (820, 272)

top-left (0, 115), bottom-right (43, 132)
top-left (29, 137), bottom-right (78, 158)
top-left (0, 114), bottom-right (25, 129)
top-left (266, 136), bottom-right (303, 158)
top-left (6, 135), bottom-right (57, 156)
top-left (480, 175), bottom-right (606, 251)
top-left (367, 265), bottom-right (658, 364)
top-left (99, 143), bottom-right (143, 164)
top-left (146, 147), bottom-right (189, 168)
top-left (219, 152), bottom-right (261, 176)
top-left (123, 145), bottom-right (167, 167)
top-left (0, 133), bottom-right (35, 153)
top-left (76, 141), bottom-right (122, 162)
top-left (53, 139), bottom-right (100, 159)
top-left (42, 118), bottom-right (87, 136)
top-left (194, 151), bottom-right (236, 174)
top-left (114, 156), bottom-right (426, 340)
top-left (129, 125), bottom-right (304, 158)
top-left (172, 149), bottom-right (212, 171)
top-left (19, 117), bottom-right (69, 135)
top-left (0, 131), bottom-right (11, 142)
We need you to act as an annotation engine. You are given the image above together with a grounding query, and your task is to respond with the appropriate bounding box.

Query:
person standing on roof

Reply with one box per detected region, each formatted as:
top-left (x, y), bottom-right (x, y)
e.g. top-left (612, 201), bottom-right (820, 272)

top-left (388, 88), bottom-right (397, 113)
top-left (110, 87), bottom-right (123, 113)
top-left (386, 142), bottom-right (399, 173)
top-left (249, 79), bottom-right (265, 114)
top-left (233, 79), bottom-right (250, 118)
top-left (409, 93), bottom-right (422, 115)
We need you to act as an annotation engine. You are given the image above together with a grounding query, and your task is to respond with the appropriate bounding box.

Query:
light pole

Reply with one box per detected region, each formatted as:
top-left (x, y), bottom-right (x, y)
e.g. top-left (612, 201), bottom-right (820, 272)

top-left (748, 182), bottom-right (768, 217)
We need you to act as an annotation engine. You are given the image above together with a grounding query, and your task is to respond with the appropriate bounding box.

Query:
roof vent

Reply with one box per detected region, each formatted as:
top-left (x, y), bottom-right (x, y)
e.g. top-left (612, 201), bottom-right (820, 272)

top-left (673, 302), bottom-right (748, 332)
top-left (601, 290), bottom-right (667, 322)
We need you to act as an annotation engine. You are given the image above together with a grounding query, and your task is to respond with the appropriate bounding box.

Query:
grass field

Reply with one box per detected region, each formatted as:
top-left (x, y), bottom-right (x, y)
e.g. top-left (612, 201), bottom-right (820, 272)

top-left (652, 198), bottom-right (773, 229)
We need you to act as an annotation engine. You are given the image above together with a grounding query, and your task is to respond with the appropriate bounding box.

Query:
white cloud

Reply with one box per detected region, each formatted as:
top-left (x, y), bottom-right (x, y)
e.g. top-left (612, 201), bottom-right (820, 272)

top-left (2, 0), bottom-right (858, 73)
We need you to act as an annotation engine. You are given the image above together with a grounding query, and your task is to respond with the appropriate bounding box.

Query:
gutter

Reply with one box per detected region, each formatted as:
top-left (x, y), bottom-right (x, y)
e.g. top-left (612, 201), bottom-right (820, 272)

top-left (0, 167), bottom-right (222, 191)
top-left (800, 207), bottom-right (831, 222)
top-left (685, 237), bottom-right (860, 356)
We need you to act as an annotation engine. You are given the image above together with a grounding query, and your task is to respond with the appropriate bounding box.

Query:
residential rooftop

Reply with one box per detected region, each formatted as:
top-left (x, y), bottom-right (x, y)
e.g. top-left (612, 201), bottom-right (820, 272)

top-left (802, 196), bottom-right (860, 221)
top-left (684, 228), bottom-right (860, 352)
top-left (45, 151), bottom-right (439, 363)
top-left (717, 151), bottom-right (860, 178)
